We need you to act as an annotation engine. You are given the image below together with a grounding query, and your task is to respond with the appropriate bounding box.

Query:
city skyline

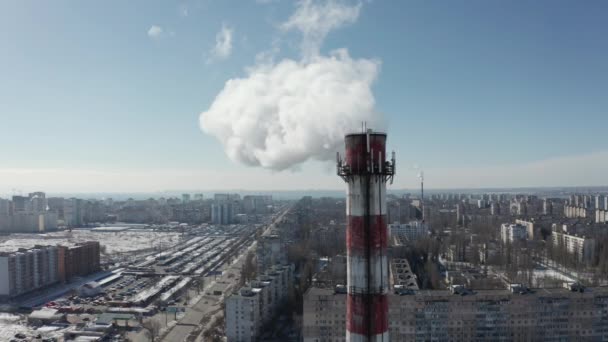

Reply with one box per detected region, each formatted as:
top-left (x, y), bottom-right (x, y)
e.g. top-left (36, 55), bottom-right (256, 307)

top-left (1, 0), bottom-right (607, 192)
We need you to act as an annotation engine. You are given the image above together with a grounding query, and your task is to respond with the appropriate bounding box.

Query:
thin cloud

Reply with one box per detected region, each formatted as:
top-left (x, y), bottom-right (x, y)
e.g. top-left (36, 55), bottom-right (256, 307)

top-left (179, 4), bottom-right (189, 17)
top-left (207, 24), bottom-right (234, 63)
top-left (147, 25), bottom-right (164, 39)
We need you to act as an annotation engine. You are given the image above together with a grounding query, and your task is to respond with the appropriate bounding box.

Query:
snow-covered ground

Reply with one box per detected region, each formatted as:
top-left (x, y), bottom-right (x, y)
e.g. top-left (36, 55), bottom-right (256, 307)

top-left (0, 320), bottom-right (29, 342)
top-left (0, 312), bottom-right (67, 341)
top-left (0, 230), bottom-right (180, 254)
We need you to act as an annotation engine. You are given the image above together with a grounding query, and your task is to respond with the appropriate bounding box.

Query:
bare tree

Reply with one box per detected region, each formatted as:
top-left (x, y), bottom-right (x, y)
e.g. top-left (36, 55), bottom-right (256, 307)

top-left (239, 251), bottom-right (257, 286)
top-left (141, 317), bottom-right (161, 342)
top-left (197, 277), bottom-right (206, 294)
top-left (183, 289), bottom-right (191, 304)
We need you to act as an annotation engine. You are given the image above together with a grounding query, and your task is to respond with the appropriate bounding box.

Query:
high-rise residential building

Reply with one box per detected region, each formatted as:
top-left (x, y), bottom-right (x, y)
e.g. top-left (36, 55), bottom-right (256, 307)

top-left (0, 245), bottom-right (59, 298)
top-left (182, 194), bottom-right (191, 203)
top-left (249, 280), bottom-right (272, 323)
top-left (11, 195), bottom-right (28, 213)
top-left (0, 198), bottom-right (10, 216)
top-left (7, 211), bottom-right (57, 233)
top-left (0, 199), bottom-right (10, 232)
top-left (456, 202), bottom-right (466, 225)
top-left (226, 288), bottom-right (262, 342)
top-left (225, 265), bottom-right (293, 342)
top-left (596, 209), bottom-right (608, 224)
top-left (563, 204), bottom-right (589, 219)
top-left (242, 195), bottom-right (272, 215)
top-left (583, 195), bottom-right (591, 208)
top-left (211, 202), bottom-right (234, 225)
top-left (256, 235), bottom-right (287, 274)
top-left (500, 223), bottom-right (528, 243)
top-left (64, 198), bottom-right (84, 227)
top-left (515, 219), bottom-right (535, 240)
top-left (491, 201), bottom-right (500, 216)
top-left (542, 198), bottom-right (553, 215)
top-left (388, 221), bottom-right (428, 242)
top-left (211, 193), bottom-right (243, 224)
top-left (57, 241), bottom-right (101, 283)
top-left (509, 200), bottom-right (527, 216)
top-left (552, 230), bottom-right (596, 262)
top-left (28, 192), bottom-right (47, 213)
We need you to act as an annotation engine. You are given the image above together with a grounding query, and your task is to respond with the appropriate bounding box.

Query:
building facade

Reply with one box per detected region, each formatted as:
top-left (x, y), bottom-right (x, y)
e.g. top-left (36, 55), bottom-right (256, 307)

top-left (0, 193), bottom-right (58, 232)
top-left (225, 287), bottom-right (262, 342)
top-left (303, 286), bottom-right (608, 342)
top-left (225, 264), bottom-right (294, 342)
top-left (389, 221), bottom-right (429, 242)
top-left (500, 223), bottom-right (528, 243)
top-left (256, 235), bottom-right (287, 274)
top-left (0, 245), bottom-right (59, 298)
top-left (58, 241), bottom-right (101, 283)
top-left (552, 231), bottom-right (596, 262)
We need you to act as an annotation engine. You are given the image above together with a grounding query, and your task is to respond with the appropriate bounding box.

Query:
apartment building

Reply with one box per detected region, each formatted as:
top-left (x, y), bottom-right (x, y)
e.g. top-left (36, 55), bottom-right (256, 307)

top-left (303, 286), bottom-right (608, 342)
top-left (58, 241), bottom-right (101, 283)
top-left (596, 209), bottom-right (608, 224)
top-left (256, 234), bottom-right (287, 274)
top-left (226, 287), bottom-right (263, 342)
top-left (250, 280), bottom-right (272, 323)
top-left (302, 287), bottom-right (347, 342)
top-left (0, 245), bottom-right (59, 298)
top-left (392, 258), bottom-right (419, 292)
top-left (225, 264), bottom-right (294, 342)
top-left (552, 231), bottom-right (596, 262)
top-left (564, 205), bottom-right (589, 219)
top-left (0, 193), bottom-right (58, 232)
top-left (500, 223), bottom-right (528, 243)
top-left (515, 219), bottom-right (535, 240)
top-left (388, 221), bottom-right (428, 242)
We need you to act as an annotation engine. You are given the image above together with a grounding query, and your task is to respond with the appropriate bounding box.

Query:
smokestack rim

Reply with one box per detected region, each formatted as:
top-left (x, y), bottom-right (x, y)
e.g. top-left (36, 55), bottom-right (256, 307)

top-left (345, 131), bottom-right (386, 138)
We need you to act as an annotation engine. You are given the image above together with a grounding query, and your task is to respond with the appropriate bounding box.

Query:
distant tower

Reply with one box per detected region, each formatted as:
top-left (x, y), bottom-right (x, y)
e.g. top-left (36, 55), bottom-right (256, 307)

top-left (337, 130), bottom-right (395, 342)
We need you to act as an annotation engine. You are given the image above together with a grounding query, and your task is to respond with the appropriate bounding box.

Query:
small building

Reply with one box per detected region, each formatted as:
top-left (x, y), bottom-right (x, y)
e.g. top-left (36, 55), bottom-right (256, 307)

top-left (95, 313), bottom-right (136, 327)
top-left (29, 307), bottom-right (63, 324)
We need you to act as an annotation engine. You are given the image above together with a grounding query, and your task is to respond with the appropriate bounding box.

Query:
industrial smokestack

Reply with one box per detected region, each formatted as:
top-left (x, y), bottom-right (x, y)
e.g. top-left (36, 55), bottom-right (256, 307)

top-left (337, 129), bottom-right (395, 342)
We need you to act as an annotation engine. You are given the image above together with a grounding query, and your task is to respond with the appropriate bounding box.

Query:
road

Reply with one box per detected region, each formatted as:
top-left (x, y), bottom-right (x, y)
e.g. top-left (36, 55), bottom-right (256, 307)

top-left (161, 206), bottom-right (292, 342)
top-left (161, 241), bottom-right (254, 341)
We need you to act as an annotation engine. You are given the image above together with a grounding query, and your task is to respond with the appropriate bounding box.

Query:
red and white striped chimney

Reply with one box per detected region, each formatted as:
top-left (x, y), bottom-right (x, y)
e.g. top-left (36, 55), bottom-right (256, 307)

top-left (337, 130), bottom-right (395, 342)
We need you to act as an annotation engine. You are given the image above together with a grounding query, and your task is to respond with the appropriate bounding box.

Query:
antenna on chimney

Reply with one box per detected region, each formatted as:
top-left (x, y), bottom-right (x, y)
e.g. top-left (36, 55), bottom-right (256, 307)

top-left (418, 171), bottom-right (424, 221)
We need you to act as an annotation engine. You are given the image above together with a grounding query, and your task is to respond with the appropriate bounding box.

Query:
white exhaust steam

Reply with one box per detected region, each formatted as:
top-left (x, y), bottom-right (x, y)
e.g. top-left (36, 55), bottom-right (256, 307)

top-left (199, 0), bottom-right (383, 170)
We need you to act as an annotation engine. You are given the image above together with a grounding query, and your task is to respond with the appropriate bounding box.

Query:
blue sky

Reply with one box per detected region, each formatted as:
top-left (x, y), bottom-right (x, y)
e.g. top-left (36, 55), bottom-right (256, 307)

top-left (0, 0), bottom-right (607, 192)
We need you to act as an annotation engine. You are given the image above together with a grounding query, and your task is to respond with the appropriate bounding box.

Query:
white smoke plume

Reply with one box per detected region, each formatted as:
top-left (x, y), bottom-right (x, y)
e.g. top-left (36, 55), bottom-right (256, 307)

top-left (281, 0), bottom-right (362, 60)
top-left (200, 0), bottom-right (382, 170)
